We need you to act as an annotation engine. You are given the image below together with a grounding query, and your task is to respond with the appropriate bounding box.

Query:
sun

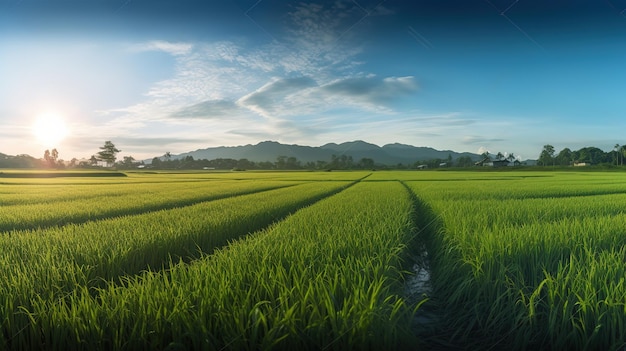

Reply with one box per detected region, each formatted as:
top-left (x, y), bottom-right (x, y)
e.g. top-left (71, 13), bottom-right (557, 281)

top-left (32, 112), bottom-right (69, 147)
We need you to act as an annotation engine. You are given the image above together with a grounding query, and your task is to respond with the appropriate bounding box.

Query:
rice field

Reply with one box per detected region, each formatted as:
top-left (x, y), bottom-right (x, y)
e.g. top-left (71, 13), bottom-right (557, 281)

top-left (1, 170), bottom-right (626, 349)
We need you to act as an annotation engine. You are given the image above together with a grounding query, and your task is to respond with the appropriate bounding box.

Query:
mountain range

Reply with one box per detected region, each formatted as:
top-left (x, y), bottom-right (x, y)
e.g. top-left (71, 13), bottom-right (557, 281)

top-left (164, 141), bottom-right (481, 166)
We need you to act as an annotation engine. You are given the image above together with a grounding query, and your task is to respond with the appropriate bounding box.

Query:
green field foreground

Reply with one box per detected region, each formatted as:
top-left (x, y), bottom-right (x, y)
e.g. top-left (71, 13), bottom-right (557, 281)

top-left (381, 171), bottom-right (626, 350)
top-left (2, 170), bottom-right (626, 349)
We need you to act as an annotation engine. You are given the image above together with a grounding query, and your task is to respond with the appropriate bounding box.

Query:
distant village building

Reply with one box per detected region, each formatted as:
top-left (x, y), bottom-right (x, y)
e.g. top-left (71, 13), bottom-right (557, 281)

top-left (573, 162), bottom-right (591, 167)
top-left (474, 158), bottom-right (493, 167)
top-left (475, 158), bottom-right (520, 168)
top-left (416, 165), bottom-right (428, 170)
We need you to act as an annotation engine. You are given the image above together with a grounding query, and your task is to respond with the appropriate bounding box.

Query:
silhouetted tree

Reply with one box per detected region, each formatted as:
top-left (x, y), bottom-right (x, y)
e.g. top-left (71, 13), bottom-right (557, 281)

top-left (97, 141), bottom-right (121, 167)
top-left (316, 160), bottom-right (328, 169)
top-left (43, 148), bottom-right (59, 167)
top-left (555, 148), bottom-right (572, 166)
top-left (43, 149), bottom-right (51, 167)
top-left (286, 156), bottom-right (301, 169)
top-left (456, 156), bottom-right (474, 167)
top-left (575, 146), bottom-right (607, 164)
top-left (151, 157), bottom-right (161, 168)
top-left (358, 158), bottom-right (375, 169)
top-left (276, 156), bottom-right (287, 169)
top-left (121, 156), bottom-right (135, 168)
top-left (538, 144), bottom-right (555, 166)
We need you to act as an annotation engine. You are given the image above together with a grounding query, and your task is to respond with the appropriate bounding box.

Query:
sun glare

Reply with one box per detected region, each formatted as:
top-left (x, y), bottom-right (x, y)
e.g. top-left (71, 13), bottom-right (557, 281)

top-left (32, 112), bottom-right (69, 147)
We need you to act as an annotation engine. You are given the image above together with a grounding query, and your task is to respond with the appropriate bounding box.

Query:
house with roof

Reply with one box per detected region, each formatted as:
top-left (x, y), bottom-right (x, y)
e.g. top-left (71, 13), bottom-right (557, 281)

top-left (475, 158), bottom-right (519, 167)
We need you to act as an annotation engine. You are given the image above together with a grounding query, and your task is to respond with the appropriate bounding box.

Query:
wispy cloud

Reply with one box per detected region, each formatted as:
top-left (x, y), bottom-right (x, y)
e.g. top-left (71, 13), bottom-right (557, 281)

top-left (462, 136), bottom-right (506, 144)
top-left (318, 75), bottom-right (417, 105)
top-left (97, 1), bottom-right (417, 156)
top-left (128, 40), bottom-right (193, 56)
top-left (245, 0), bottom-right (369, 76)
top-left (237, 75), bottom-right (418, 120)
top-left (284, 1), bottom-right (366, 48)
top-left (170, 100), bottom-right (241, 119)
top-left (237, 77), bottom-right (318, 118)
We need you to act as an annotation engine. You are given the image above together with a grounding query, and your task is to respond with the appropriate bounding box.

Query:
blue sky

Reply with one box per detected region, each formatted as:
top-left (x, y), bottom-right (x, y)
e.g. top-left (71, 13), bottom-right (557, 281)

top-left (1, 0), bottom-right (625, 161)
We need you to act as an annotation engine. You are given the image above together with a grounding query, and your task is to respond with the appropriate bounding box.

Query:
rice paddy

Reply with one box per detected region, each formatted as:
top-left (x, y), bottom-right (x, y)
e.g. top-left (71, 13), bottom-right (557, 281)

top-left (1, 170), bottom-right (626, 350)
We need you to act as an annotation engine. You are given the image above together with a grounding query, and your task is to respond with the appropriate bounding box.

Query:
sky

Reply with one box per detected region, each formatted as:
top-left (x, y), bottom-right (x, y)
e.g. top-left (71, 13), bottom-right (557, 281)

top-left (1, 0), bottom-right (625, 161)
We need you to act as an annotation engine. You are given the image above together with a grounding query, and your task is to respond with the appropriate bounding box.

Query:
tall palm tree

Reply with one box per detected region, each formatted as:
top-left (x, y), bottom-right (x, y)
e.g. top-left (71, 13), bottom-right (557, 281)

top-left (614, 144), bottom-right (620, 166)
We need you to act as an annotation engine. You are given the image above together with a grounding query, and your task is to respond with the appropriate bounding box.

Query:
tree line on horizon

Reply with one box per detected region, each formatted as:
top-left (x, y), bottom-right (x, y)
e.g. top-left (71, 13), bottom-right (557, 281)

top-left (538, 144), bottom-right (626, 166)
top-left (2, 141), bottom-right (626, 170)
top-left (0, 141), bottom-right (122, 169)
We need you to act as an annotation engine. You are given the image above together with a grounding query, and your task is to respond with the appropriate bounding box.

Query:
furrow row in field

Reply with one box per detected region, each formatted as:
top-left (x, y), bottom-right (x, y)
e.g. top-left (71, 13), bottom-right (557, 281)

top-left (0, 181), bottom-right (300, 232)
top-left (0, 180), bottom-right (244, 205)
top-left (368, 171), bottom-right (626, 200)
top-left (0, 181), bottom-right (354, 348)
top-left (407, 180), bottom-right (626, 201)
top-left (9, 181), bottom-right (422, 350)
top-left (405, 175), bottom-right (626, 350)
top-left (0, 171), bottom-right (372, 205)
top-left (422, 192), bottom-right (626, 231)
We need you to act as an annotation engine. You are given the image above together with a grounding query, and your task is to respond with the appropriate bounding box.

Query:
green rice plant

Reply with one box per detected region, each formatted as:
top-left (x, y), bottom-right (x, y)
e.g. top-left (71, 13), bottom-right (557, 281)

top-left (0, 181), bottom-right (352, 348)
top-left (368, 170), bottom-right (626, 199)
top-left (523, 253), bottom-right (623, 350)
top-left (0, 170), bottom-right (370, 207)
top-left (402, 172), bottom-right (626, 349)
top-left (0, 180), bottom-right (227, 205)
top-left (5, 170), bottom-right (626, 349)
top-left (18, 181), bottom-right (422, 350)
top-left (0, 180), bottom-right (299, 231)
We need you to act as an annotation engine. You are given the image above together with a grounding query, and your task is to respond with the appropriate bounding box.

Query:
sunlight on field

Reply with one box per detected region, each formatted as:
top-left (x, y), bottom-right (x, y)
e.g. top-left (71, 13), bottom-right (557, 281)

top-left (0, 170), bottom-right (625, 350)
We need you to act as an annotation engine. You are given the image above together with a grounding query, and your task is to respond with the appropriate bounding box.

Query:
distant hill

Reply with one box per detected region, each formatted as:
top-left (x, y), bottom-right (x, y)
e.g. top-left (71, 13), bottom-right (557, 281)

top-left (164, 140), bottom-right (481, 166)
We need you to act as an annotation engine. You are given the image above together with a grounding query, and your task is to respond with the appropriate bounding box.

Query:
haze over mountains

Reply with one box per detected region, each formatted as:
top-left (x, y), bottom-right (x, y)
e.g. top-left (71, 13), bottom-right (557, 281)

top-left (166, 141), bottom-right (481, 166)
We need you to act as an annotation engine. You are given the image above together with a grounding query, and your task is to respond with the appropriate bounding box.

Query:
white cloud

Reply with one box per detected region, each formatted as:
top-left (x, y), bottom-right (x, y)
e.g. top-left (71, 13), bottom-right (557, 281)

top-left (235, 75), bottom-right (419, 120)
top-left (92, 2), bottom-right (422, 157)
top-left (129, 40), bottom-right (193, 56)
top-left (237, 77), bottom-right (318, 118)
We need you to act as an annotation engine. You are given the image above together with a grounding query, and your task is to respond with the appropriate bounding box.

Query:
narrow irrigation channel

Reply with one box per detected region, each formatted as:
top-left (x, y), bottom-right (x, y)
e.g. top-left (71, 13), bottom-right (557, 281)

top-left (399, 181), bottom-right (448, 346)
